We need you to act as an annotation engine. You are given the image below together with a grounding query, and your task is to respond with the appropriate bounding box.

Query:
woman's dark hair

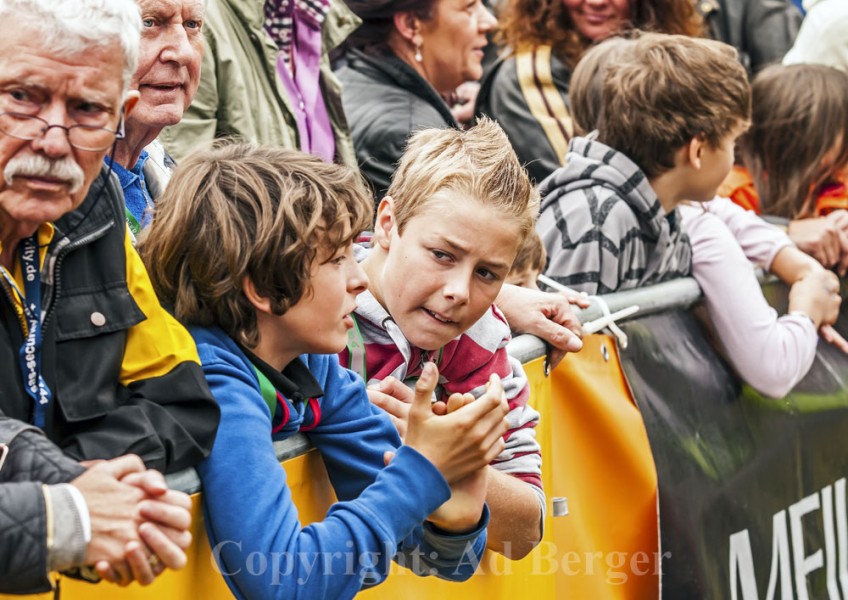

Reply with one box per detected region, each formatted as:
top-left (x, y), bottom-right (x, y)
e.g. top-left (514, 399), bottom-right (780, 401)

top-left (344, 0), bottom-right (438, 53)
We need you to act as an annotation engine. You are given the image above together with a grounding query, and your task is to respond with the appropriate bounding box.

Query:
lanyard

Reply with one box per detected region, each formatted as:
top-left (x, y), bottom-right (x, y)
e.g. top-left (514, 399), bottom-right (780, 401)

top-left (125, 206), bottom-right (142, 237)
top-left (344, 315), bottom-right (442, 382)
top-left (0, 236), bottom-right (52, 428)
top-left (252, 364), bottom-right (279, 419)
top-left (345, 315), bottom-right (367, 382)
top-left (250, 363), bottom-right (320, 433)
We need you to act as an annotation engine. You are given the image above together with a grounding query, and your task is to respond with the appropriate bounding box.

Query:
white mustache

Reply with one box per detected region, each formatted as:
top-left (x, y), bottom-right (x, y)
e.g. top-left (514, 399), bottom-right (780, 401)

top-left (4, 154), bottom-right (85, 193)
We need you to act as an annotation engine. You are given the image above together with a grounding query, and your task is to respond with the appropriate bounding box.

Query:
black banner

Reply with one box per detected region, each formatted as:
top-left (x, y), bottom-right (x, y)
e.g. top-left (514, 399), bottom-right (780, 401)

top-left (619, 283), bottom-right (848, 599)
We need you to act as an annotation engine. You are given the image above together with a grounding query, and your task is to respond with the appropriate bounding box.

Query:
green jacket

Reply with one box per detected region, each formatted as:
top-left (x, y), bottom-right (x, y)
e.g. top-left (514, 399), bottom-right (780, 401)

top-left (159, 0), bottom-right (359, 168)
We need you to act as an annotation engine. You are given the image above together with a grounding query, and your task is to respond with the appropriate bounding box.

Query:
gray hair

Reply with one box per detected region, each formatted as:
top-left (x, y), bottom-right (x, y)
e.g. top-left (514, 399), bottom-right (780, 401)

top-left (0, 0), bottom-right (141, 92)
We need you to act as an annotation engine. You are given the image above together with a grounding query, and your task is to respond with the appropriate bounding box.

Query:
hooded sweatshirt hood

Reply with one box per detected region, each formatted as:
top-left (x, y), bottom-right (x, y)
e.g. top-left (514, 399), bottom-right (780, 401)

top-left (537, 136), bottom-right (692, 294)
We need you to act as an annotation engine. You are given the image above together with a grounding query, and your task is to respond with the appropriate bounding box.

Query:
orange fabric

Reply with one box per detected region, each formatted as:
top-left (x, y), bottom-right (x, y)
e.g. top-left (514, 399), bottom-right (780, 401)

top-left (4, 349), bottom-right (661, 599)
top-left (815, 180), bottom-right (848, 216)
top-left (719, 165), bottom-right (848, 218)
top-left (550, 335), bottom-right (659, 599)
top-left (718, 165), bottom-right (761, 214)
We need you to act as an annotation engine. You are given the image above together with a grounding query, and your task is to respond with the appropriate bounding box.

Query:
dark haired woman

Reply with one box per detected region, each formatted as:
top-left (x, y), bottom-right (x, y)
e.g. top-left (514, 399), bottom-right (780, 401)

top-left (476, 0), bottom-right (704, 183)
top-left (339, 0), bottom-right (497, 199)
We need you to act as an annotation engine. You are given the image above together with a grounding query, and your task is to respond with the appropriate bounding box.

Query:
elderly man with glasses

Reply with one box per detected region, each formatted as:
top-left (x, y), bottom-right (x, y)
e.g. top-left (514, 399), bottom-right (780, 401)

top-left (0, 0), bottom-right (220, 588)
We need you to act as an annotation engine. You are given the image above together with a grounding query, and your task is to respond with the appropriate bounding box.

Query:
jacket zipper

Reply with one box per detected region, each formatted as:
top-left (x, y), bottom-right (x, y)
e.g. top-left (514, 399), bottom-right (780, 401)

top-left (40, 220), bottom-right (114, 332)
top-left (0, 275), bottom-right (25, 333)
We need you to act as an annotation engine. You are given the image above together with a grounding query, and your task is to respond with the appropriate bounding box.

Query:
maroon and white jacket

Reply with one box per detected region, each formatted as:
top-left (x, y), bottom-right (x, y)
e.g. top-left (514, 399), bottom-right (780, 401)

top-left (339, 287), bottom-right (544, 500)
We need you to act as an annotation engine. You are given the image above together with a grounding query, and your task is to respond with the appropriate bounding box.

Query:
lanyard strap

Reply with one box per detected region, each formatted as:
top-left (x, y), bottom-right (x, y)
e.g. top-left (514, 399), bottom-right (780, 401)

top-left (251, 364), bottom-right (278, 419)
top-left (0, 236), bottom-right (52, 428)
top-left (125, 206), bottom-right (142, 237)
top-left (345, 315), bottom-right (367, 382)
top-left (344, 315), bottom-right (443, 382)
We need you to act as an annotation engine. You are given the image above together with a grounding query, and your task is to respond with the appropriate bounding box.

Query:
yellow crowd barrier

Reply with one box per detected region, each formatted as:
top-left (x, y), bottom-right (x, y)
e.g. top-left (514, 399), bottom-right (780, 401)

top-left (3, 336), bottom-right (662, 599)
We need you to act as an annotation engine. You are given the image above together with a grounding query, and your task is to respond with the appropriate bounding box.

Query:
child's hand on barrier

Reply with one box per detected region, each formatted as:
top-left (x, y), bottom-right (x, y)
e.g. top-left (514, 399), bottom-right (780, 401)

top-left (367, 376), bottom-right (415, 440)
top-left (787, 214), bottom-right (848, 274)
top-left (496, 283), bottom-right (584, 368)
top-left (821, 325), bottom-right (848, 354)
top-left (404, 363), bottom-right (508, 485)
top-left (789, 268), bottom-right (841, 327)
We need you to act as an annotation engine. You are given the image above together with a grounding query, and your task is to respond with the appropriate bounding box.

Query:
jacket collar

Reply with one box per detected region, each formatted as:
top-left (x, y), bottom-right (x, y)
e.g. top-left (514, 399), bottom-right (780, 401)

top-left (539, 135), bottom-right (676, 242)
top-left (52, 165), bottom-right (120, 244)
top-left (323, 0), bottom-right (360, 53)
top-left (240, 344), bottom-right (324, 402)
top-left (346, 47), bottom-right (458, 127)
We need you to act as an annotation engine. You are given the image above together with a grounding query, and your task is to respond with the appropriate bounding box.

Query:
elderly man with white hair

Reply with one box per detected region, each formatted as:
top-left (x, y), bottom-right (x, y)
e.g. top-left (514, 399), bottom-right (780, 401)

top-left (0, 0), bottom-right (220, 590)
top-left (108, 0), bottom-right (205, 234)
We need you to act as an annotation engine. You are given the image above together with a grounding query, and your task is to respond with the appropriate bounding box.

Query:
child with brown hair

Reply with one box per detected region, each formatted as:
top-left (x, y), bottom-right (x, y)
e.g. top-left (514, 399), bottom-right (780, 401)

top-left (720, 63), bottom-right (848, 273)
top-left (568, 35), bottom-right (639, 137)
top-left (540, 34), bottom-right (750, 295)
top-left (562, 33), bottom-right (846, 397)
top-left (506, 229), bottom-right (547, 290)
top-left (340, 117), bottom-right (545, 559)
top-left (138, 142), bottom-right (509, 599)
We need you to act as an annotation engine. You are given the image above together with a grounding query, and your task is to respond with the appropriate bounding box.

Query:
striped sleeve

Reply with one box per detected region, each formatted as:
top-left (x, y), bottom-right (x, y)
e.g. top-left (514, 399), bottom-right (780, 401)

top-left (489, 354), bottom-right (542, 492)
top-left (440, 310), bottom-right (543, 492)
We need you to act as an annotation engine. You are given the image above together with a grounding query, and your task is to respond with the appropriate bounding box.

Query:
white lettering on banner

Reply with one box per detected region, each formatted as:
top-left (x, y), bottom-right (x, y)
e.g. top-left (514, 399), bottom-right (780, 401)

top-left (729, 477), bottom-right (848, 600)
top-left (837, 480), bottom-right (848, 598)
top-left (789, 493), bottom-right (823, 600)
top-left (822, 485), bottom-right (841, 599)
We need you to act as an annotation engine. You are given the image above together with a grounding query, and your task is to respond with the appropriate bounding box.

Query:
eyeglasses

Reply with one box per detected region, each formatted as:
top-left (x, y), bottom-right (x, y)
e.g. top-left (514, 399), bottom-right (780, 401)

top-left (0, 111), bottom-right (125, 151)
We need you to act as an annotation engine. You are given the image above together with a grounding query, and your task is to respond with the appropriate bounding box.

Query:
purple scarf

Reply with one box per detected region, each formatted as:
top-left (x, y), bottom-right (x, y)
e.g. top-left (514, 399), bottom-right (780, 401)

top-left (264, 0), bottom-right (331, 71)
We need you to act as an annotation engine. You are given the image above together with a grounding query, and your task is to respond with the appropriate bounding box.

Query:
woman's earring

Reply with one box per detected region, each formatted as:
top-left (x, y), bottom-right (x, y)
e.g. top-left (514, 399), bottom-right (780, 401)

top-left (414, 42), bottom-right (423, 63)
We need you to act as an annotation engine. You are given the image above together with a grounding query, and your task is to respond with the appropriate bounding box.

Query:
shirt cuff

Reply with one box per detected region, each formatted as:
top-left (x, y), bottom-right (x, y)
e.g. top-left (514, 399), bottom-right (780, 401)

top-left (65, 483), bottom-right (91, 544)
top-left (422, 503), bottom-right (490, 562)
top-left (786, 310), bottom-right (818, 330)
top-left (43, 483), bottom-right (89, 572)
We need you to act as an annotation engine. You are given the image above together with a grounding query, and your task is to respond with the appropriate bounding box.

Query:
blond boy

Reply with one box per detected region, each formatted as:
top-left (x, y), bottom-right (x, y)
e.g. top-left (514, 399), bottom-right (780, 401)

top-left (539, 34), bottom-right (751, 294)
top-left (340, 118), bottom-right (545, 559)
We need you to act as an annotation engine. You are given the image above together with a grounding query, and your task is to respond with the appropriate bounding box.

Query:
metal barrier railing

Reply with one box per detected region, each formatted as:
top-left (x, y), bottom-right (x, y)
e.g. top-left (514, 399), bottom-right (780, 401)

top-left (166, 274), bottom-right (716, 494)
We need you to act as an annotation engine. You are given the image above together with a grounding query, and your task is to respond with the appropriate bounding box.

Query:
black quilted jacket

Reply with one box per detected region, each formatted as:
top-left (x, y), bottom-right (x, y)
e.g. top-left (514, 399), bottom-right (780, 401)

top-left (0, 417), bottom-right (85, 593)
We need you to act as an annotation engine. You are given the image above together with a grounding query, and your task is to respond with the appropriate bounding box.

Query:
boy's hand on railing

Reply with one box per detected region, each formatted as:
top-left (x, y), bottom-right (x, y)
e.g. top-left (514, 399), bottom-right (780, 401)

top-left (404, 363), bottom-right (508, 485)
top-left (787, 213), bottom-right (848, 275)
top-left (788, 268), bottom-right (841, 327)
top-left (496, 283), bottom-right (584, 368)
top-left (787, 268), bottom-right (848, 353)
